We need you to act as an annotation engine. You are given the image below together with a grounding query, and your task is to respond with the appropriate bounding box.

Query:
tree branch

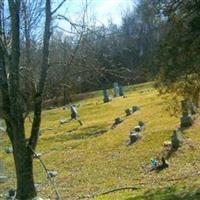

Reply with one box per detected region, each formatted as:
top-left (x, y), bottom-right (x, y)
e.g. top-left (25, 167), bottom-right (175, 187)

top-left (29, 0), bottom-right (52, 150)
top-left (51, 0), bottom-right (66, 15)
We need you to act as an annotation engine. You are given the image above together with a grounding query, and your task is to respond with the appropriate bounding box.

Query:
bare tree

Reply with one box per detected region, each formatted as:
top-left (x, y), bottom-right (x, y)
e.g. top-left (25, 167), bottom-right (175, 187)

top-left (0, 0), bottom-right (63, 198)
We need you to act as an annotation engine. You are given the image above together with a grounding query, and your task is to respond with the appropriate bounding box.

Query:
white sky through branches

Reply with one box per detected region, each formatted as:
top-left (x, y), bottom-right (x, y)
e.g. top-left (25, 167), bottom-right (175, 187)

top-left (57, 0), bottom-right (134, 31)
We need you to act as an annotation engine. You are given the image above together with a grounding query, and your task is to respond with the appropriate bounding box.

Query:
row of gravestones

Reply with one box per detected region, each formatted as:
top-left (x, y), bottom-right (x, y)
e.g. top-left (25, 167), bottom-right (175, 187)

top-left (103, 82), bottom-right (124, 103)
top-left (0, 98), bottom-right (197, 194)
top-left (111, 106), bottom-right (140, 129)
top-left (110, 105), bottom-right (144, 145)
top-left (126, 100), bottom-right (197, 147)
top-left (169, 99), bottom-right (198, 152)
top-left (163, 99), bottom-right (198, 152)
top-left (159, 100), bottom-right (198, 169)
top-left (129, 121), bottom-right (145, 145)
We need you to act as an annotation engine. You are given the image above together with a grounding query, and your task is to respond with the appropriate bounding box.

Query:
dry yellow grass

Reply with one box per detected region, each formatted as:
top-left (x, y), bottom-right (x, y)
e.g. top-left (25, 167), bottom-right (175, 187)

top-left (0, 82), bottom-right (200, 199)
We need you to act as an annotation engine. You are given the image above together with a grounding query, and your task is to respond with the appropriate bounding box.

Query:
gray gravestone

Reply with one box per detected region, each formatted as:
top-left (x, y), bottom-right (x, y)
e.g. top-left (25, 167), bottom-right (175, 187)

top-left (5, 146), bottom-right (13, 154)
top-left (0, 160), bottom-right (8, 183)
top-left (103, 89), bottom-right (111, 103)
top-left (181, 100), bottom-right (189, 116)
top-left (181, 115), bottom-right (194, 128)
top-left (113, 82), bottom-right (120, 97)
top-left (188, 101), bottom-right (197, 115)
top-left (132, 106), bottom-right (140, 113)
top-left (118, 84), bottom-right (124, 97)
top-left (115, 117), bottom-right (123, 125)
top-left (130, 131), bottom-right (140, 144)
top-left (138, 121), bottom-right (145, 127)
top-left (134, 125), bottom-right (141, 132)
top-left (6, 189), bottom-right (16, 199)
top-left (171, 130), bottom-right (183, 150)
top-left (125, 108), bottom-right (132, 116)
top-left (180, 100), bottom-right (194, 128)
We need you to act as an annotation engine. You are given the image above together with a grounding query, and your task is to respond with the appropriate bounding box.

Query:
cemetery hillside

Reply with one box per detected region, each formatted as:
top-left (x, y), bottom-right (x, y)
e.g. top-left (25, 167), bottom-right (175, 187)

top-left (0, 0), bottom-right (200, 199)
top-left (1, 82), bottom-right (200, 199)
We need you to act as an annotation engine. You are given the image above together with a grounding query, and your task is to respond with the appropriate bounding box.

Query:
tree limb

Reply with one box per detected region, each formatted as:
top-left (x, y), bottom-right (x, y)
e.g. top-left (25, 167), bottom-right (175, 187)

top-left (51, 0), bottom-right (66, 15)
top-left (29, 0), bottom-right (52, 150)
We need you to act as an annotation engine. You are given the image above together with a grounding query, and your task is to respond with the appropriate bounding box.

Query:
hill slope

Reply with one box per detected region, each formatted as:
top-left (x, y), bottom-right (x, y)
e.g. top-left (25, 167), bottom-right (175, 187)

top-left (0, 82), bottom-right (200, 199)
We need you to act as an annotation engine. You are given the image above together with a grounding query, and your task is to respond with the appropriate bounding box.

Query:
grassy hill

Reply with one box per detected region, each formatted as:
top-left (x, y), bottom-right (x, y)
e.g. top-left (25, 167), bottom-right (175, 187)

top-left (0, 82), bottom-right (200, 199)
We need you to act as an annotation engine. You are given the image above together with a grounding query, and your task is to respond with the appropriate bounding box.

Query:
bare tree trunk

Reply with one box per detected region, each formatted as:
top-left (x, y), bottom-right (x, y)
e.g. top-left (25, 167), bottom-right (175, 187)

top-left (7, 0), bottom-right (37, 198)
top-left (3, 0), bottom-right (51, 198)
top-left (1, 0), bottom-right (55, 198)
top-left (11, 127), bottom-right (37, 199)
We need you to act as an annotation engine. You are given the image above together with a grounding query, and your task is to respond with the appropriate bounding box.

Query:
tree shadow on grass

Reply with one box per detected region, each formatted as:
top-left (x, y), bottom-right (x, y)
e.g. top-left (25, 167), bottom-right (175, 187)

top-left (125, 187), bottom-right (200, 200)
top-left (55, 125), bottom-right (109, 142)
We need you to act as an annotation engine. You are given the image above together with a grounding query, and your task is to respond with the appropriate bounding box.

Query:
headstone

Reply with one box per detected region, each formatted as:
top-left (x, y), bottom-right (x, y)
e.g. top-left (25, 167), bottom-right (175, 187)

top-left (6, 189), bottom-right (16, 200)
top-left (0, 127), bottom-right (6, 133)
top-left (181, 100), bottom-right (189, 116)
top-left (125, 108), bottom-right (132, 116)
top-left (181, 115), bottom-right (194, 128)
top-left (180, 100), bottom-right (194, 128)
top-left (132, 106), bottom-right (139, 113)
top-left (171, 130), bottom-right (183, 150)
top-left (0, 175), bottom-right (8, 183)
top-left (129, 132), bottom-right (140, 144)
top-left (113, 82), bottom-right (120, 97)
top-left (115, 117), bottom-right (123, 125)
top-left (0, 160), bottom-right (8, 184)
top-left (138, 121), bottom-right (144, 127)
top-left (138, 121), bottom-right (145, 130)
top-left (70, 104), bottom-right (79, 120)
top-left (188, 101), bottom-right (197, 115)
top-left (118, 84), bottom-right (124, 97)
top-left (103, 89), bottom-right (111, 103)
top-left (191, 105), bottom-right (197, 115)
top-left (134, 125), bottom-right (141, 132)
top-left (111, 117), bottom-right (123, 129)
top-left (5, 146), bottom-right (13, 154)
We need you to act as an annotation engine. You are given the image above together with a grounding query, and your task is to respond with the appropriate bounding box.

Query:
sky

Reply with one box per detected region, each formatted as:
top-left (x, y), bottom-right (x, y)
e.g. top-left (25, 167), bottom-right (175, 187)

top-left (57, 0), bottom-right (134, 30)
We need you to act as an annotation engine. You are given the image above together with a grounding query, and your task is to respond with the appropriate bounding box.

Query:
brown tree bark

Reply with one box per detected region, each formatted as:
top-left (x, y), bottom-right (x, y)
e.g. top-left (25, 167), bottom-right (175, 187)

top-left (12, 127), bottom-right (37, 199)
top-left (7, 0), bottom-right (37, 199)
top-left (0, 0), bottom-right (52, 199)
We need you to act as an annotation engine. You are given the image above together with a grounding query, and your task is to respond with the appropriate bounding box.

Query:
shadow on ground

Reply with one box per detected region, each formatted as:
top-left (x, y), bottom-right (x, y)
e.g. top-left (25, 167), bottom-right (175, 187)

top-left (125, 187), bottom-right (200, 200)
top-left (56, 125), bottom-right (109, 141)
